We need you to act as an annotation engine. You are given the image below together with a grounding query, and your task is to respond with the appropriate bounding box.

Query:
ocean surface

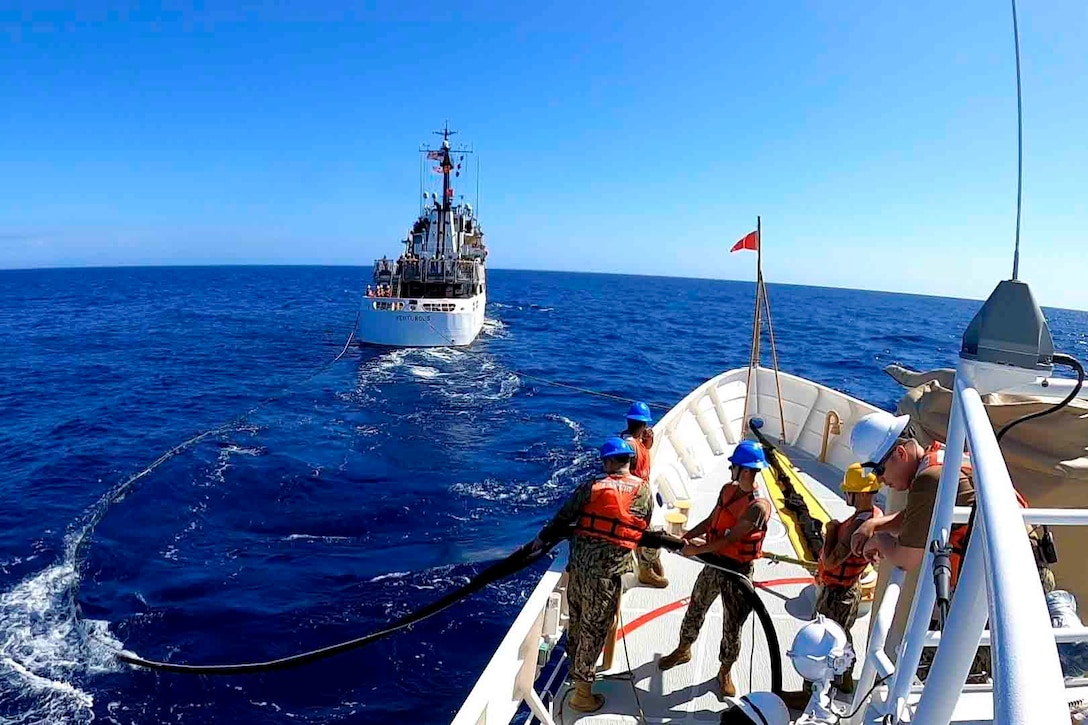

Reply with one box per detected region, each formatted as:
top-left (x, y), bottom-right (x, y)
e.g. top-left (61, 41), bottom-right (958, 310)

top-left (1, 266), bottom-right (1085, 724)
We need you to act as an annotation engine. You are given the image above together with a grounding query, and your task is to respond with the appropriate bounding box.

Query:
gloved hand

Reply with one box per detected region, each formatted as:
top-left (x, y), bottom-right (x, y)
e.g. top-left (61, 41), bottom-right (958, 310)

top-left (641, 427), bottom-right (655, 449)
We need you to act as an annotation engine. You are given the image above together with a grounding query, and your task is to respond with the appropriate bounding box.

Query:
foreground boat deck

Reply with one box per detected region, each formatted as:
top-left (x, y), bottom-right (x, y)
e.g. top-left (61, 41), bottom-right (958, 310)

top-left (556, 446), bottom-right (862, 723)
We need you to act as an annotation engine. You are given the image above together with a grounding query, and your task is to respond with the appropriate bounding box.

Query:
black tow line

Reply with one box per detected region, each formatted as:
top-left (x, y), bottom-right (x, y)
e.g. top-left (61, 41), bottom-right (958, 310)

top-left (118, 530), bottom-right (784, 690)
top-left (117, 541), bottom-right (553, 675)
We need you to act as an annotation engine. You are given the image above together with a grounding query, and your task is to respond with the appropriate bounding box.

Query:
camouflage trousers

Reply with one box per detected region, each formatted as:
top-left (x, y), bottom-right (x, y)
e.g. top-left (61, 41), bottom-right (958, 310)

top-left (814, 583), bottom-right (861, 651)
top-left (678, 563), bottom-right (754, 668)
top-left (806, 582), bottom-right (862, 690)
top-left (566, 568), bottom-right (622, 683)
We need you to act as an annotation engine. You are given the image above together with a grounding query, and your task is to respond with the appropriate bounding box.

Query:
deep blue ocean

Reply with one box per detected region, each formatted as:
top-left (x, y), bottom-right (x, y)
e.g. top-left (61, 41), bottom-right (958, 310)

top-left (1, 266), bottom-right (1085, 724)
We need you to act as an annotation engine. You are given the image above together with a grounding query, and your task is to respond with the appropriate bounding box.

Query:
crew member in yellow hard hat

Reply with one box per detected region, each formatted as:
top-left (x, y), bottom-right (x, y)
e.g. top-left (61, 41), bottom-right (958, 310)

top-left (623, 401), bottom-right (669, 589)
top-left (813, 464), bottom-right (882, 693)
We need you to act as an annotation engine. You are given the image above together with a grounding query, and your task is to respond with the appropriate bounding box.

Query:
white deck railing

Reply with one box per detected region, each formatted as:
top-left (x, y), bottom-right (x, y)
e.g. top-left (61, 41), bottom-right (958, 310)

top-left (849, 362), bottom-right (1079, 724)
top-left (451, 558), bottom-right (566, 725)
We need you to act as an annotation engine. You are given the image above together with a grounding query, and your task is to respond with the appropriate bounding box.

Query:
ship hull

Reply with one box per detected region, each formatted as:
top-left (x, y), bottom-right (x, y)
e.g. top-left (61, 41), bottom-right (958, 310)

top-left (357, 291), bottom-right (486, 347)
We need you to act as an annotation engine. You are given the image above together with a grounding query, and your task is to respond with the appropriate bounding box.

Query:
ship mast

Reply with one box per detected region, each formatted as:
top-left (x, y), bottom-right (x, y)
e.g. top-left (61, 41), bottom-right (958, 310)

top-left (421, 122), bottom-right (472, 258)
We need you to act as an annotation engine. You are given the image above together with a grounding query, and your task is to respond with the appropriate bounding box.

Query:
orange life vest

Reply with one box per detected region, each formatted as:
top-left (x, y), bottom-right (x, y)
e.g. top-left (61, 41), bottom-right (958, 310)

top-left (917, 442), bottom-right (1030, 585)
top-left (623, 432), bottom-right (651, 481)
top-left (705, 483), bottom-right (767, 564)
top-left (817, 508), bottom-right (877, 588)
top-left (573, 473), bottom-right (648, 550)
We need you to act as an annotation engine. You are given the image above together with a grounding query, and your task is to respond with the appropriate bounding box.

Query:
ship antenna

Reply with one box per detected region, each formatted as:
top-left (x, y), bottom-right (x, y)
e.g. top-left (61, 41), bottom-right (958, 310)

top-left (1011, 0), bottom-right (1024, 280)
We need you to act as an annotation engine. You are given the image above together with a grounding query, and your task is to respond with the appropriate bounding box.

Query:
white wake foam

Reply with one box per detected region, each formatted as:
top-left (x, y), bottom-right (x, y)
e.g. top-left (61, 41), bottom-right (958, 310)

top-left (0, 558), bottom-right (123, 722)
top-left (480, 318), bottom-right (508, 338)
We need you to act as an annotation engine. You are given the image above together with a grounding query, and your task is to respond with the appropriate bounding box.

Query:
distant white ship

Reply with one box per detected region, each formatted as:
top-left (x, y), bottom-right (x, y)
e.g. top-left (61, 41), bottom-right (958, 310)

top-left (358, 125), bottom-right (487, 347)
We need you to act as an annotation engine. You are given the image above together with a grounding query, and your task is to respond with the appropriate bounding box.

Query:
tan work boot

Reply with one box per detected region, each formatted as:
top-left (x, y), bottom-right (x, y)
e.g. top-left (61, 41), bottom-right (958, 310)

top-left (657, 644), bottom-right (692, 670)
top-left (639, 564), bottom-right (669, 588)
top-left (568, 681), bottom-right (605, 713)
top-left (718, 666), bottom-right (736, 697)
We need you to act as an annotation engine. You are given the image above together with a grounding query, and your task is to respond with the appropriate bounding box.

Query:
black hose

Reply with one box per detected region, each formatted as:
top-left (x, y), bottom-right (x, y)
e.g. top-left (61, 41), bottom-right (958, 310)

top-left (956, 353), bottom-right (1082, 588)
top-left (120, 530), bottom-right (679, 675)
top-left (623, 531), bottom-right (785, 695)
top-left (697, 553), bottom-right (784, 695)
top-left (119, 535), bottom-right (784, 688)
top-left (117, 541), bottom-right (555, 674)
top-left (996, 353), bottom-right (1084, 443)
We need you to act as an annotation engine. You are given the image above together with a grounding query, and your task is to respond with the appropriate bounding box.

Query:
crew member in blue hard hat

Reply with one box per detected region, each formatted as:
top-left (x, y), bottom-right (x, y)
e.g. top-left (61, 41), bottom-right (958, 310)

top-left (531, 436), bottom-right (654, 713)
top-left (622, 401), bottom-right (670, 589)
top-left (658, 439), bottom-right (772, 697)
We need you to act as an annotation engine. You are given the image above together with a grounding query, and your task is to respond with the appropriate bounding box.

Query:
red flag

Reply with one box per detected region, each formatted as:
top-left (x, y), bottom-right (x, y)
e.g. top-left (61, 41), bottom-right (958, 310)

top-left (730, 230), bottom-right (759, 253)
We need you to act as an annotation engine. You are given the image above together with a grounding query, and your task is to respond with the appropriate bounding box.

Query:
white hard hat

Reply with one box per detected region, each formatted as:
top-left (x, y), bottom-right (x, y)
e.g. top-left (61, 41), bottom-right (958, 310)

top-left (849, 411), bottom-right (910, 465)
top-left (787, 615), bottom-right (854, 682)
top-left (727, 692), bottom-right (791, 724)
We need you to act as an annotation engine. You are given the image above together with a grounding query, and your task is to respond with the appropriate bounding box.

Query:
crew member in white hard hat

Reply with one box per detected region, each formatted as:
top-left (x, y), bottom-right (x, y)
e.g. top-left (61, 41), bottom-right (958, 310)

top-left (847, 410), bottom-right (1054, 684)
top-left (720, 692), bottom-right (790, 725)
top-left (846, 411), bottom-right (1051, 591)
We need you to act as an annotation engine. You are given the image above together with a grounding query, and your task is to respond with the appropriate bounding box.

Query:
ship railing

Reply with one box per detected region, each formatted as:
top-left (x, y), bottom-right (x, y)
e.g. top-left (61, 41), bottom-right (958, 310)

top-left (848, 363), bottom-right (1081, 724)
top-left (413, 259), bottom-right (477, 284)
top-left (450, 556), bottom-right (567, 725)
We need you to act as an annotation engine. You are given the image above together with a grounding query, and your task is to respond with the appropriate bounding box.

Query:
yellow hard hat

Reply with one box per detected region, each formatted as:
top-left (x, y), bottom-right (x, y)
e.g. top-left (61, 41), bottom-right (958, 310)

top-left (842, 462), bottom-right (880, 494)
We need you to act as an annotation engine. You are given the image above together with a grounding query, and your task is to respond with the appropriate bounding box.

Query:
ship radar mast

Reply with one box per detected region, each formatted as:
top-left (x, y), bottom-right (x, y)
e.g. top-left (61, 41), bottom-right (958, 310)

top-left (421, 122), bottom-right (473, 258)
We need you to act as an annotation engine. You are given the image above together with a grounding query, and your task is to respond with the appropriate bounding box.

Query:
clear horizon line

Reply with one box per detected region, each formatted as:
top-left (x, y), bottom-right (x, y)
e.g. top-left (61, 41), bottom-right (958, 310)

top-left (1, 260), bottom-right (1080, 312)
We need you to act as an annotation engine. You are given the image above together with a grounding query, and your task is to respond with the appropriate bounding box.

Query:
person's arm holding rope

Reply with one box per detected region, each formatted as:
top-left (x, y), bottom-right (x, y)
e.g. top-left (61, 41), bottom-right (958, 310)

top-left (850, 511), bottom-right (904, 556)
top-left (530, 482), bottom-right (593, 552)
top-left (680, 500), bottom-right (770, 557)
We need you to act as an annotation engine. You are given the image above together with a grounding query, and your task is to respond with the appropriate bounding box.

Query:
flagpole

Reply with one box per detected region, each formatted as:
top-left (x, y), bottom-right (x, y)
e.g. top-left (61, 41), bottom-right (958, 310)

top-left (756, 215), bottom-right (763, 282)
top-left (743, 216), bottom-right (762, 430)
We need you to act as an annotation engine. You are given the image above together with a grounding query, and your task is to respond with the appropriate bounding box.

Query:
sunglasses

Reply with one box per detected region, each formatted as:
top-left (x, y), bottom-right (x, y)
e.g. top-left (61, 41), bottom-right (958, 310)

top-left (863, 445), bottom-right (896, 477)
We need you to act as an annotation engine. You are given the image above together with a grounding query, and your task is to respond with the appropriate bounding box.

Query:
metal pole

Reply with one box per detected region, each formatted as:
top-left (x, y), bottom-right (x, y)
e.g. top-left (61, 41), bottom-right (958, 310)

top-left (1011, 0), bottom-right (1023, 280)
top-left (760, 276), bottom-right (788, 442)
top-left (742, 218), bottom-right (763, 428)
top-left (849, 567), bottom-right (905, 720)
top-left (911, 518), bottom-right (989, 725)
top-left (885, 377), bottom-right (968, 717)
top-left (960, 383), bottom-right (1067, 723)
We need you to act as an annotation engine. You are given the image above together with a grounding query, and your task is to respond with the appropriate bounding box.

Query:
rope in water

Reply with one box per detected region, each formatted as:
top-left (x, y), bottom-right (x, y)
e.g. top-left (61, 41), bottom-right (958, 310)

top-left (69, 313), bottom-right (360, 573)
top-left (118, 541), bottom-right (555, 674)
top-left (103, 312), bottom-right (684, 673)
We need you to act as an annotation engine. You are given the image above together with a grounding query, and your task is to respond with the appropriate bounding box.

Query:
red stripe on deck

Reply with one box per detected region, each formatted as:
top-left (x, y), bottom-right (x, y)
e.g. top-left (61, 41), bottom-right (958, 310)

top-left (617, 597), bottom-right (690, 639)
top-left (617, 576), bottom-right (813, 639)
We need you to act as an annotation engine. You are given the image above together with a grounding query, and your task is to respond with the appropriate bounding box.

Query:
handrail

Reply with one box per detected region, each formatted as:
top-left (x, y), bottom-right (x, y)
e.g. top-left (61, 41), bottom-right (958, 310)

top-left (880, 364), bottom-right (1069, 724)
top-left (951, 506), bottom-right (1088, 525)
top-left (956, 379), bottom-right (1067, 722)
top-left (925, 626), bottom-right (1088, 646)
top-left (848, 567), bottom-right (904, 720)
top-left (451, 556), bottom-right (566, 725)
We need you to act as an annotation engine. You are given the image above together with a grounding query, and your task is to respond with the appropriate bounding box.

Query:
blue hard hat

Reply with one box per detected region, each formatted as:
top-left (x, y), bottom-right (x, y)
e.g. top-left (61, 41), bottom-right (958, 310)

top-left (600, 436), bottom-right (636, 460)
top-left (626, 401), bottom-right (653, 424)
top-left (728, 440), bottom-right (768, 470)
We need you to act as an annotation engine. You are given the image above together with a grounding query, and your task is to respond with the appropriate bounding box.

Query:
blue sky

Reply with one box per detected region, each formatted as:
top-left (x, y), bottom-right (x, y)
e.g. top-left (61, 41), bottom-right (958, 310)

top-left (2, 2), bottom-right (1086, 309)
